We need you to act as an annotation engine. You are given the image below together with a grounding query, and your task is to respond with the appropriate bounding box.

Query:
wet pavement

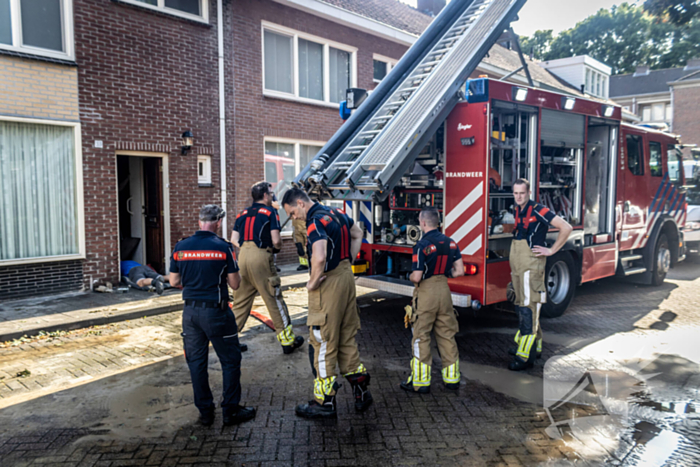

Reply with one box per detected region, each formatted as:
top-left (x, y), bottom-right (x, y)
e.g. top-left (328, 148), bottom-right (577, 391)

top-left (1, 256), bottom-right (699, 466)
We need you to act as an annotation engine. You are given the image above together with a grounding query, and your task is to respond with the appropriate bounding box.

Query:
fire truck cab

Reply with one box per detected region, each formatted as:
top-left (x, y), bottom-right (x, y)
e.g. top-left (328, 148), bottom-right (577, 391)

top-left (351, 79), bottom-right (687, 317)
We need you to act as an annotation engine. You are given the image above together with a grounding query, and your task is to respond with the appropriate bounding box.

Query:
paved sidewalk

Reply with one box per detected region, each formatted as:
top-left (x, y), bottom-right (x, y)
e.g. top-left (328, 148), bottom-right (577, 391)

top-left (0, 265), bottom-right (309, 342)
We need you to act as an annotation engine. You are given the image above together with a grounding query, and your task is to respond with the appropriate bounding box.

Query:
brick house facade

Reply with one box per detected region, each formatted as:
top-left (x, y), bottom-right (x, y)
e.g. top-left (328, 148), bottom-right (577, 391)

top-left (0, 0), bottom-right (423, 300)
top-left (610, 61), bottom-right (700, 158)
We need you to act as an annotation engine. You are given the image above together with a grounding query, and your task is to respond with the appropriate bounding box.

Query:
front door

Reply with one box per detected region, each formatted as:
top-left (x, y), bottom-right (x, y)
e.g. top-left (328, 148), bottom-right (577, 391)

top-left (143, 157), bottom-right (164, 273)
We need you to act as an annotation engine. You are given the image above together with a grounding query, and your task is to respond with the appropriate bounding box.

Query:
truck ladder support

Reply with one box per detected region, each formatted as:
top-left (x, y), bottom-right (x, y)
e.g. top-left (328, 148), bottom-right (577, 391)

top-left (295, 0), bottom-right (527, 202)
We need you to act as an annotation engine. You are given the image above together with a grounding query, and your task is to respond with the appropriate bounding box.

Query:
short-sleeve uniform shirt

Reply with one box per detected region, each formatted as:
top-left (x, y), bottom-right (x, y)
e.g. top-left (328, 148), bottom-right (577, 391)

top-left (170, 230), bottom-right (238, 302)
top-left (513, 200), bottom-right (556, 248)
top-left (233, 202), bottom-right (281, 249)
top-left (305, 203), bottom-right (354, 272)
top-left (412, 230), bottom-right (461, 280)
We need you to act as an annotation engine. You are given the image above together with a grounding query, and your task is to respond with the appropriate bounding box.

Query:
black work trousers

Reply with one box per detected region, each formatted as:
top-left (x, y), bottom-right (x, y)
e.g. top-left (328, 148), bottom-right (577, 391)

top-left (181, 302), bottom-right (242, 416)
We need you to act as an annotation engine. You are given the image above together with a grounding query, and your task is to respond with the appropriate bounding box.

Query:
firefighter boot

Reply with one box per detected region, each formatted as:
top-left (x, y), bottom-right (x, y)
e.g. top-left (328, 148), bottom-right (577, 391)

top-left (400, 358), bottom-right (431, 394)
top-left (346, 372), bottom-right (373, 413)
top-left (282, 336), bottom-right (305, 355)
top-left (508, 330), bottom-right (542, 358)
top-left (278, 325), bottom-right (304, 354)
top-left (295, 394), bottom-right (337, 419)
top-left (508, 333), bottom-right (537, 371)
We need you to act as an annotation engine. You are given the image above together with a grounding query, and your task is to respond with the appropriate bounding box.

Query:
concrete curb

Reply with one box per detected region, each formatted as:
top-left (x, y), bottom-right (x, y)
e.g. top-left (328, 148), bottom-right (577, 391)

top-left (0, 279), bottom-right (309, 342)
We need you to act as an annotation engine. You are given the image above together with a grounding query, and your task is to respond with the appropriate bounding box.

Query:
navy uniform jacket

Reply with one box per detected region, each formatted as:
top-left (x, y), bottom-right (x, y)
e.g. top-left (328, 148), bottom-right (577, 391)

top-left (233, 202), bottom-right (281, 249)
top-left (306, 203), bottom-right (354, 272)
top-left (513, 200), bottom-right (556, 248)
top-left (412, 230), bottom-right (461, 280)
top-left (170, 231), bottom-right (238, 302)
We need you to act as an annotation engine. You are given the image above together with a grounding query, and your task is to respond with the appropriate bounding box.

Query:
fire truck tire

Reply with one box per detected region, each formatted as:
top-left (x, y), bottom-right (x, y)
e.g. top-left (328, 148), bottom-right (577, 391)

top-left (651, 234), bottom-right (670, 286)
top-left (541, 252), bottom-right (576, 319)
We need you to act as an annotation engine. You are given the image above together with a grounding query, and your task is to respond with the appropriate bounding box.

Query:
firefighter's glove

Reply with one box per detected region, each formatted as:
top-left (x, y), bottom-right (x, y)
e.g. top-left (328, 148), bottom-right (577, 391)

top-left (506, 282), bottom-right (516, 303)
top-left (404, 305), bottom-right (413, 328)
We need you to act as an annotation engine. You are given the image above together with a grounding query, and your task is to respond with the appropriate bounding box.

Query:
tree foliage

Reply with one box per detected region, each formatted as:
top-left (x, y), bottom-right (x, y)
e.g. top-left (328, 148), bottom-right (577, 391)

top-left (644, 0), bottom-right (700, 26)
top-left (517, 3), bottom-right (700, 74)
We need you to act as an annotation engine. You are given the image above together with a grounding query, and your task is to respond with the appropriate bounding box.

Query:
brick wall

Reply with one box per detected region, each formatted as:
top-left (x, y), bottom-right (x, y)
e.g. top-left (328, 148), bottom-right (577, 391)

top-left (672, 83), bottom-right (700, 157)
top-left (74, 0), bottom-right (223, 285)
top-left (0, 55), bottom-right (79, 121)
top-left (226, 0), bottom-right (409, 264)
top-left (0, 260), bottom-right (83, 300)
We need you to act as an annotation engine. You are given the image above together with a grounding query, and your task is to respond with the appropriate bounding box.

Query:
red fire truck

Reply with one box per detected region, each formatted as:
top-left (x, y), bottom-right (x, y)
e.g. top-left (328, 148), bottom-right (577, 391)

top-left (294, 0), bottom-right (687, 317)
top-left (351, 79), bottom-right (687, 317)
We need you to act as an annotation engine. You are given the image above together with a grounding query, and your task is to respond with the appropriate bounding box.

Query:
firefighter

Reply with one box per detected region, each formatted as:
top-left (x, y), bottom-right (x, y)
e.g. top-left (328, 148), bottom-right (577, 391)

top-left (169, 205), bottom-right (256, 426)
top-left (292, 218), bottom-right (309, 271)
top-left (231, 182), bottom-right (304, 354)
top-left (281, 188), bottom-right (372, 419)
top-left (508, 179), bottom-right (572, 371)
top-left (400, 207), bottom-right (464, 393)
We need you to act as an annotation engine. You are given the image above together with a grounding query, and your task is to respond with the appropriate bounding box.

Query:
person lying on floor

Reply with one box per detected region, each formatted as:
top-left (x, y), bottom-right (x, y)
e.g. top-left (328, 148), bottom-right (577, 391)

top-left (120, 260), bottom-right (171, 294)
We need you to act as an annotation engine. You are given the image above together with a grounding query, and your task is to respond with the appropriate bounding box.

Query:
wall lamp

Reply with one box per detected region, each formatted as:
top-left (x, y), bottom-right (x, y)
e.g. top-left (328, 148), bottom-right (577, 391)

top-left (181, 130), bottom-right (194, 155)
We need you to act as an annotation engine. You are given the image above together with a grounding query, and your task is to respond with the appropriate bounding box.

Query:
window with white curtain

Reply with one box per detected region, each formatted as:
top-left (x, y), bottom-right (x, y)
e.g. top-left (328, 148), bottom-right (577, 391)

top-left (264, 30), bottom-right (293, 94)
top-left (264, 139), bottom-right (324, 233)
top-left (262, 22), bottom-right (357, 106)
top-left (1, 0), bottom-right (74, 59)
top-left (298, 38), bottom-right (324, 101)
top-left (0, 120), bottom-right (82, 262)
top-left (329, 47), bottom-right (350, 104)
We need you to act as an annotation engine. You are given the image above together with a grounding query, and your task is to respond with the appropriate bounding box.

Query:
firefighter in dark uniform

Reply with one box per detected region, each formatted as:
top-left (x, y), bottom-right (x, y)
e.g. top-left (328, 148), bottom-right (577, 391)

top-left (508, 179), bottom-right (572, 371)
top-left (231, 182), bottom-right (304, 354)
top-left (169, 205), bottom-right (256, 426)
top-left (292, 218), bottom-right (309, 271)
top-left (400, 207), bottom-right (464, 393)
top-left (282, 188), bottom-right (372, 419)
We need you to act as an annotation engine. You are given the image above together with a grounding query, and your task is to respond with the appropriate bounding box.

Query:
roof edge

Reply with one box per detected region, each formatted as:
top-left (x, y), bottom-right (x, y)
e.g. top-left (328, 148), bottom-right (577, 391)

top-left (271, 0), bottom-right (419, 46)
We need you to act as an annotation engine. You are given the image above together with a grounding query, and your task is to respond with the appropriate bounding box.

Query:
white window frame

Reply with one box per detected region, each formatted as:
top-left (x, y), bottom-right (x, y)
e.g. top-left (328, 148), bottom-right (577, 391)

top-left (372, 53), bottom-right (397, 83)
top-left (2, 0), bottom-right (75, 60)
top-left (197, 155), bottom-right (212, 185)
top-left (0, 115), bottom-right (85, 266)
top-left (262, 21), bottom-right (357, 109)
top-left (116, 0), bottom-right (209, 24)
top-left (264, 136), bottom-right (325, 236)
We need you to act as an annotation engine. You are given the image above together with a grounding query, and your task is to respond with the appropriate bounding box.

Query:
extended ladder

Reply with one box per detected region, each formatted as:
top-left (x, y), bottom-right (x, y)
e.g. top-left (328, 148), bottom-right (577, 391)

top-left (295, 0), bottom-right (527, 202)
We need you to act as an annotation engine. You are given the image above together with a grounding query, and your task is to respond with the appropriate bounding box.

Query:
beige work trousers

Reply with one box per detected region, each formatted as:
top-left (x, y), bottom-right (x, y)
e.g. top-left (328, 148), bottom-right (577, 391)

top-left (411, 275), bottom-right (460, 368)
top-left (307, 260), bottom-right (362, 388)
top-left (232, 243), bottom-right (291, 338)
top-left (292, 218), bottom-right (308, 259)
top-left (509, 239), bottom-right (546, 337)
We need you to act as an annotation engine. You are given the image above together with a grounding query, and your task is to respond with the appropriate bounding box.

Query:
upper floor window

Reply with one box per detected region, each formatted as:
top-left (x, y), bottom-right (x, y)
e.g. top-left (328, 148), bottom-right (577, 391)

top-left (373, 54), bottom-right (397, 83)
top-left (262, 22), bottom-right (357, 106)
top-left (585, 67), bottom-right (608, 98)
top-left (118, 0), bottom-right (208, 22)
top-left (0, 0), bottom-right (74, 60)
top-left (640, 103), bottom-right (671, 122)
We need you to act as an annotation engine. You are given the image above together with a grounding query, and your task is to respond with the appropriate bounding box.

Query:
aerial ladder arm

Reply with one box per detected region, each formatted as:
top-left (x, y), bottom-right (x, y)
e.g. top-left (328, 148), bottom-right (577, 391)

top-left (295, 0), bottom-right (528, 202)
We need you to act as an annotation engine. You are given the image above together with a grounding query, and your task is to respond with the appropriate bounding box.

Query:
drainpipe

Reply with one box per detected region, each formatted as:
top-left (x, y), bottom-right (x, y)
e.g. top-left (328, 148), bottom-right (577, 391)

top-left (217, 0), bottom-right (227, 234)
top-left (669, 87), bottom-right (674, 133)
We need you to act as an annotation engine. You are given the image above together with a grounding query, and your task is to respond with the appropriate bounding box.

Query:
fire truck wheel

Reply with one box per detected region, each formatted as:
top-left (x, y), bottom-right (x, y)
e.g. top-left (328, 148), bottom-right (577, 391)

top-left (651, 234), bottom-right (670, 286)
top-left (541, 252), bottom-right (577, 319)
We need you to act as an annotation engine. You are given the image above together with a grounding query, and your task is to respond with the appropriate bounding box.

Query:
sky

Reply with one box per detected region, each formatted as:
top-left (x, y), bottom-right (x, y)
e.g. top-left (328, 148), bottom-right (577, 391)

top-left (398, 0), bottom-right (642, 37)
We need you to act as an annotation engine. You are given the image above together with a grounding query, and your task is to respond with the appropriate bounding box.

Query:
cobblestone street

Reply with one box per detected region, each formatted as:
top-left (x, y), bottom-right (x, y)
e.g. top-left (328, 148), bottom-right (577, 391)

top-left (1, 257), bottom-right (699, 466)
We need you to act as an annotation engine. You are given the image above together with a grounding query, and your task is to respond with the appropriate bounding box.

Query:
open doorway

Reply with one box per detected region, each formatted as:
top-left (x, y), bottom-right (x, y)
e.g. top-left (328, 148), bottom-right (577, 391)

top-left (117, 153), bottom-right (170, 274)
